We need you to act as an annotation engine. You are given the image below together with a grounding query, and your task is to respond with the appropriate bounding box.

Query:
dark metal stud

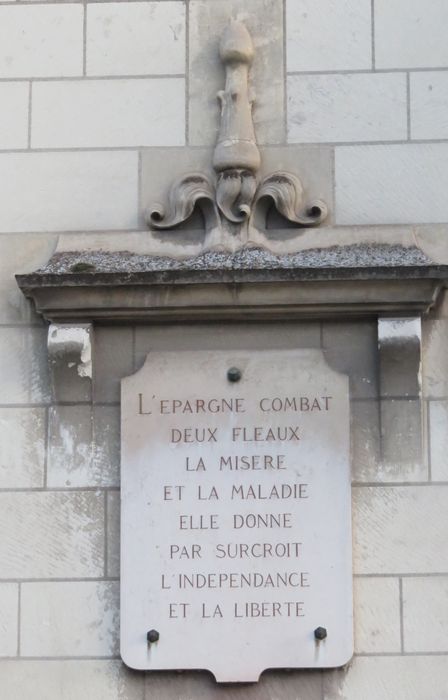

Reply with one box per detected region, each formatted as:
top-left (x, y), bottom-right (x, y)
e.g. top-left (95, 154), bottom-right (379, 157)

top-left (314, 626), bottom-right (327, 641)
top-left (227, 367), bottom-right (242, 382)
top-left (147, 629), bottom-right (160, 644)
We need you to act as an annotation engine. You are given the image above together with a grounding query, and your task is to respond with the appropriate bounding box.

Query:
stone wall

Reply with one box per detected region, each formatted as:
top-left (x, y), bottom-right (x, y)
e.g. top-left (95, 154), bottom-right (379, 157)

top-left (1, 0), bottom-right (448, 698)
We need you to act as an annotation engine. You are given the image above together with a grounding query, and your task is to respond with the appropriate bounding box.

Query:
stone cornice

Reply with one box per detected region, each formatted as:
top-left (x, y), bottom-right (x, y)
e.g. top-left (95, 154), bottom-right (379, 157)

top-left (16, 249), bottom-right (447, 323)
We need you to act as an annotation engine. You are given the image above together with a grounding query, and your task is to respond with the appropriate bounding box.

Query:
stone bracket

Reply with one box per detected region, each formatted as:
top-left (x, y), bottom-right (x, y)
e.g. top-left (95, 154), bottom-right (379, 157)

top-left (47, 323), bottom-right (93, 403)
top-left (378, 317), bottom-right (425, 475)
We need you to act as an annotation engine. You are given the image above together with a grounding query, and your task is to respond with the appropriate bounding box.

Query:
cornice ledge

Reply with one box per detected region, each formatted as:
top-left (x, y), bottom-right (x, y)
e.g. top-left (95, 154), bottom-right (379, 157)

top-left (16, 242), bottom-right (448, 323)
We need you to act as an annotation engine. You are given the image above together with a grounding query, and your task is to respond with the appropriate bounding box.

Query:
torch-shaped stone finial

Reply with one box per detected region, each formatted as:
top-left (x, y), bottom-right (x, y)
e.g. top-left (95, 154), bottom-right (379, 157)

top-left (147, 17), bottom-right (327, 251)
top-left (211, 20), bottom-right (260, 224)
top-left (212, 20), bottom-right (260, 174)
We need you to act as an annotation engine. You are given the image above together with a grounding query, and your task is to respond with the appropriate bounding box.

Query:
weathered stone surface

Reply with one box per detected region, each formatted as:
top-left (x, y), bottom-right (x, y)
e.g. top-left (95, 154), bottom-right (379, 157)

top-left (429, 400), bottom-right (448, 481)
top-left (288, 74), bottom-right (407, 144)
top-left (0, 5), bottom-right (83, 78)
top-left (0, 492), bottom-right (104, 579)
top-left (134, 321), bottom-right (321, 368)
top-left (107, 491), bottom-right (120, 579)
top-left (375, 0), bottom-right (448, 69)
top-left (322, 322), bottom-right (378, 399)
top-left (323, 655), bottom-right (448, 699)
top-left (411, 72), bottom-right (448, 141)
top-left (0, 408), bottom-right (45, 488)
top-left (0, 584), bottom-right (18, 657)
top-left (48, 405), bottom-right (93, 488)
top-left (0, 327), bottom-right (50, 404)
top-left (353, 577), bottom-right (401, 653)
top-left (86, 1), bottom-right (185, 76)
top-left (350, 401), bottom-right (381, 483)
top-left (48, 324), bottom-right (92, 404)
top-left (336, 144), bottom-right (448, 225)
top-left (21, 582), bottom-right (119, 657)
top-left (403, 576), bottom-right (448, 652)
top-left (380, 399), bottom-right (426, 482)
top-left (0, 661), bottom-right (144, 700)
top-left (378, 318), bottom-right (421, 398)
top-left (0, 234), bottom-right (56, 324)
top-left (145, 669), bottom-right (323, 699)
top-left (0, 152), bottom-right (138, 233)
top-left (32, 79), bottom-right (185, 149)
top-left (286, 0), bottom-right (371, 72)
top-left (48, 405), bottom-right (120, 488)
top-left (422, 319), bottom-right (448, 399)
top-left (353, 486), bottom-right (448, 574)
top-left (93, 326), bottom-right (134, 404)
top-left (0, 83), bottom-right (29, 149)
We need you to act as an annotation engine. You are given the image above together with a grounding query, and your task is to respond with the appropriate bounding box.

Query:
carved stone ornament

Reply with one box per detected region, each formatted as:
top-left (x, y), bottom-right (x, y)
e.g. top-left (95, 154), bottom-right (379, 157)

top-left (146, 20), bottom-right (327, 252)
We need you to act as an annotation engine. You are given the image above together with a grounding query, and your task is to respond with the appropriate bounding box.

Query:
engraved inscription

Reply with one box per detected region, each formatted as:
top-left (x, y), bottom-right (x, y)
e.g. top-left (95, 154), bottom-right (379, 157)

top-left (121, 350), bottom-right (353, 682)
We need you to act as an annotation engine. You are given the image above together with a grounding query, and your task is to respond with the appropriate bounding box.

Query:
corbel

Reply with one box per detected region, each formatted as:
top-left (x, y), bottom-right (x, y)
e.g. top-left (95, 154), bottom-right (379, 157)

top-left (377, 317), bottom-right (425, 475)
top-left (47, 323), bottom-right (93, 403)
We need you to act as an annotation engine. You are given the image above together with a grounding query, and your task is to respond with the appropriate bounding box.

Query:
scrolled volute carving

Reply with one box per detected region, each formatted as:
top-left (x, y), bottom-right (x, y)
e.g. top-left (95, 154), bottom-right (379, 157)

top-left (252, 172), bottom-right (327, 229)
top-left (148, 174), bottom-right (219, 232)
top-left (147, 20), bottom-right (327, 252)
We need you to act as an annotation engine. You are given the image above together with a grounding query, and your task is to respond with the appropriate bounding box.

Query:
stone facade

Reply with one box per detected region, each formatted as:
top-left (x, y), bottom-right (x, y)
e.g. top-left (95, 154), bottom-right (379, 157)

top-left (1, 0), bottom-right (448, 698)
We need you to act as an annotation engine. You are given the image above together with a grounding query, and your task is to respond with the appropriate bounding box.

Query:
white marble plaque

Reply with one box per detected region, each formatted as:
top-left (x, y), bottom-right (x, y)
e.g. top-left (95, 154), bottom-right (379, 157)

top-left (121, 350), bottom-right (352, 682)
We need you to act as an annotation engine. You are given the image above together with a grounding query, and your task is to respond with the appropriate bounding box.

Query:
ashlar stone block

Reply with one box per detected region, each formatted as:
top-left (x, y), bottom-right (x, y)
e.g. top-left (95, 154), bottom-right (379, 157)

top-left (336, 144), bottom-right (448, 225)
top-left (0, 152), bottom-right (138, 233)
top-left (351, 400), bottom-right (381, 483)
top-left (0, 327), bottom-right (50, 404)
top-left (0, 5), bottom-right (83, 78)
top-left (134, 321), bottom-right (322, 369)
top-left (145, 669), bottom-right (323, 700)
top-left (106, 491), bottom-right (120, 579)
top-left (32, 79), bottom-right (185, 149)
top-left (0, 408), bottom-right (45, 488)
top-left (288, 74), bottom-right (407, 144)
top-left (429, 400), bottom-right (448, 481)
top-left (375, 0), bottom-right (448, 69)
top-left (286, 0), bottom-right (371, 72)
top-left (403, 576), bottom-right (448, 653)
top-left (93, 326), bottom-right (134, 404)
top-left (0, 492), bottom-right (104, 579)
top-left (0, 584), bottom-right (18, 657)
top-left (411, 72), bottom-right (448, 141)
top-left (380, 399), bottom-right (426, 483)
top-left (0, 660), bottom-right (144, 700)
top-left (353, 485), bottom-right (448, 574)
top-left (323, 656), bottom-right (448, 700)
top-left (21, 581), bottom-right (119, 657)
top-left (0, 83), bottom-right (29, 149)
top-left (353, 577), bottom-right (401, 653)
top-left (47, 405), bottom-right (119, 488)
top-left (87, 1), bottom-right (185, 77)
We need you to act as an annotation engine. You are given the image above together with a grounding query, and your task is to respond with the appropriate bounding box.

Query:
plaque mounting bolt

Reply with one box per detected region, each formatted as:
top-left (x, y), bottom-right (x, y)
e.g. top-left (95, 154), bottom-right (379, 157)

top-left (227, 367), bottom-right (242, 382)
top-left (147, 629), bottom-right (160, 644)
top-left (314, 627), bottom-right (327, 641)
